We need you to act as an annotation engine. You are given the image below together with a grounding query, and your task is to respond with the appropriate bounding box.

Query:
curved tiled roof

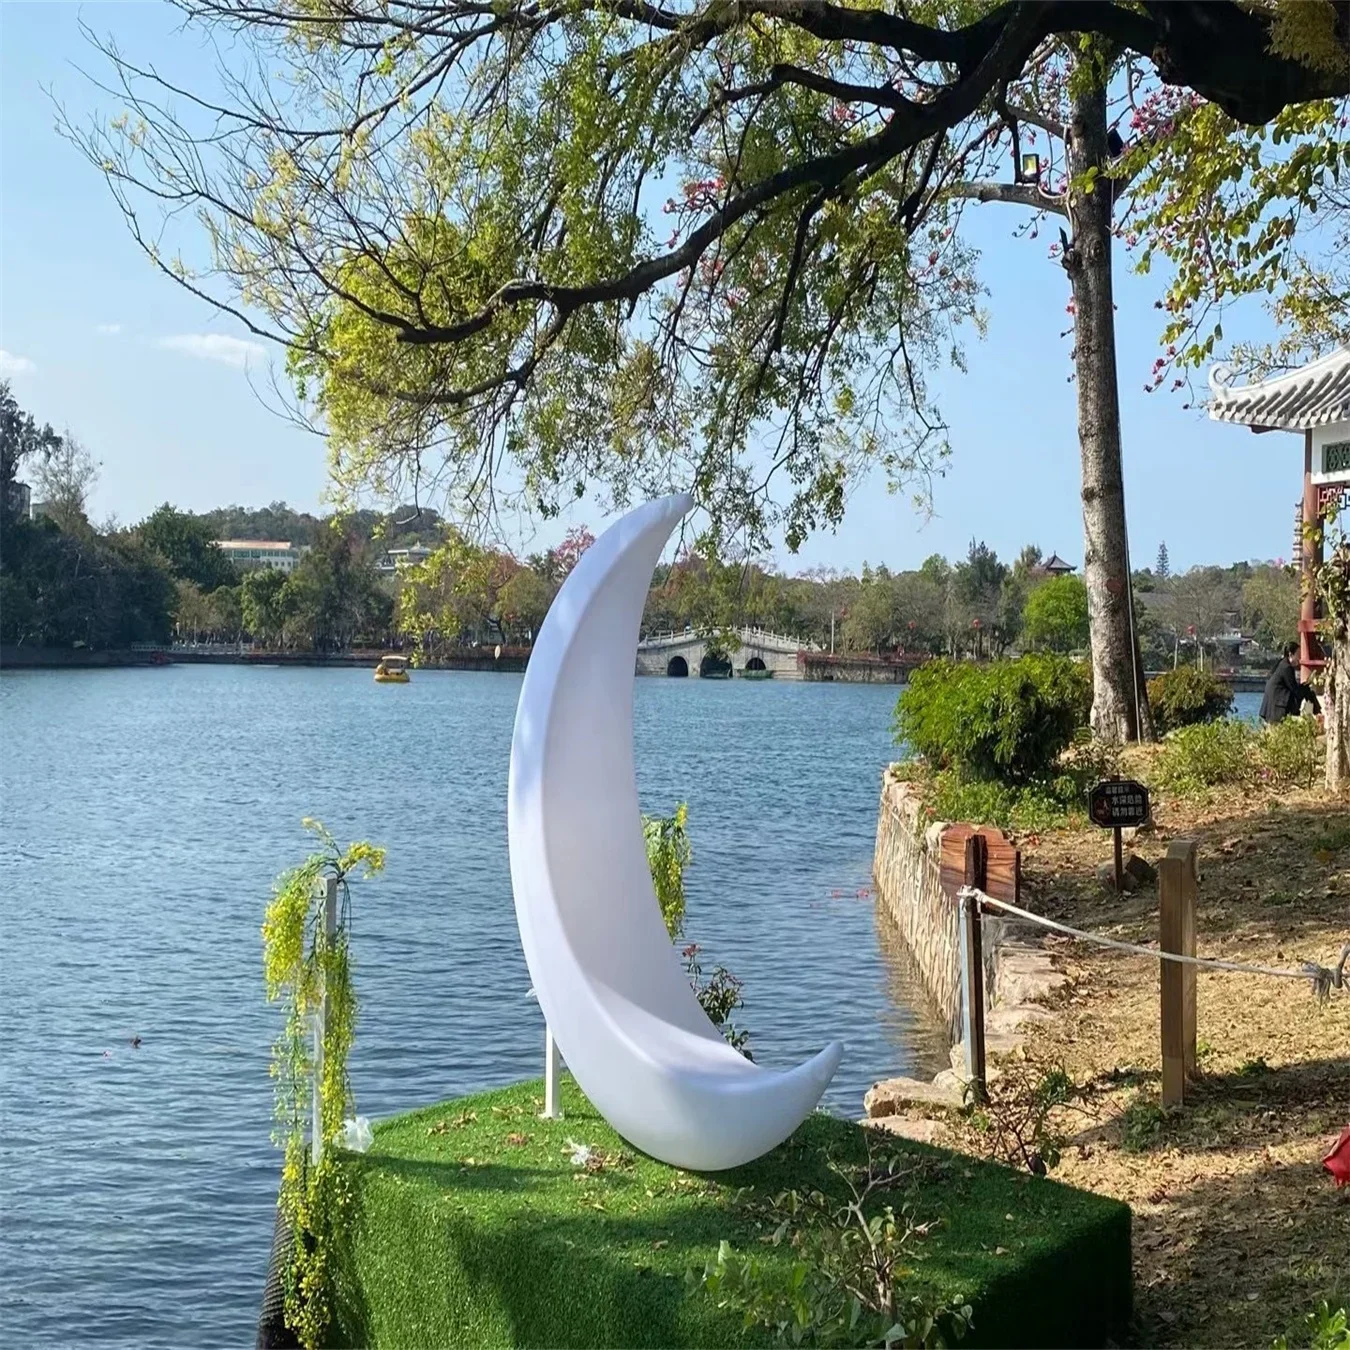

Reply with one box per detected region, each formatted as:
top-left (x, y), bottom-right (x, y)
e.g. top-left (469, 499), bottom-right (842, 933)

top-left (1208, 347), bottom-right (1350, 430)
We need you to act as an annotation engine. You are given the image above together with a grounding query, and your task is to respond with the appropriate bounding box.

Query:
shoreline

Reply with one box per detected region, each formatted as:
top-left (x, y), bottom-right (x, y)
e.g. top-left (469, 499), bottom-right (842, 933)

top-left (1, 643), bottom-right (1273, 691)
top-left (867, 762), bottom-right (1350, 1347)
top-left (0, 645), bottom-right (530, 673)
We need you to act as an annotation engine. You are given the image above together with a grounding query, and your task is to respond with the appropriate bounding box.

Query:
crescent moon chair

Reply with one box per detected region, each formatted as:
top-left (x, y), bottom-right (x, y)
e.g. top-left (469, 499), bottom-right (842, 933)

top-left (508, 493), bottom-right (842, 1171)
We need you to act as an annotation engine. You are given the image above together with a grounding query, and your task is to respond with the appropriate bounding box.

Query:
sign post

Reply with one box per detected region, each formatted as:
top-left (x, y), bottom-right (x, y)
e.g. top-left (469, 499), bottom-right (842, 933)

top-left (1087, 779), bottom-right (1152, 892)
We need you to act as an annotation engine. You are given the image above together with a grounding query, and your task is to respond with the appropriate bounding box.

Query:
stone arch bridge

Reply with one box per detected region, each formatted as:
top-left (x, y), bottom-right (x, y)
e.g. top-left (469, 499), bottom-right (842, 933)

top-left (635, 627), bottom-right (814, 678)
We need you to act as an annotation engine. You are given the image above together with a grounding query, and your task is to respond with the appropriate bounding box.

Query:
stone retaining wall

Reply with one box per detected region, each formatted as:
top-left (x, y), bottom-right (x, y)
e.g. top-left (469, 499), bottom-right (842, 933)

top-left (871, 773), bottom-right (1005, 1044)
top-left (867, 772), bottom-right (1072, 1125)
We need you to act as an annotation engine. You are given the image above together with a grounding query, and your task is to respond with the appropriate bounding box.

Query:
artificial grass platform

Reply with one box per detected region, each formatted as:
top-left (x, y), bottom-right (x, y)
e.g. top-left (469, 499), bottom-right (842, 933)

top-left (330, 1079), bottom-right (1130, 1349)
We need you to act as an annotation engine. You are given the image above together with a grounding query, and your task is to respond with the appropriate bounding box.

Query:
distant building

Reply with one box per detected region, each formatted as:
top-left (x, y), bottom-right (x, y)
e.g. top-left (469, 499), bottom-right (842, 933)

top-left (6, 479), bottom-right (31, 519)
top-left (375, 545), bottom-right (434, 573)
top-left (1041, 553), bottom-right (1076, 577)
top-left (215, 539), bottom-right (307, 573)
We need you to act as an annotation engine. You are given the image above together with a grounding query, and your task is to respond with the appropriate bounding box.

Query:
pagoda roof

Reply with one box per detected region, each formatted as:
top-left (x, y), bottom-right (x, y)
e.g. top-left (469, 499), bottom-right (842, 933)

top-left (1042, 553), bottom-right (1076, 573)
top-left (1208, 346), bottom-right (1350, 431)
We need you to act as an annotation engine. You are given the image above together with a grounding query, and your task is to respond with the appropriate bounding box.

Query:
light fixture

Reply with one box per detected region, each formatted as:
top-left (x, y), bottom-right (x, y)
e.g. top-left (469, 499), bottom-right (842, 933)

top-left (1020, 152), bottom-right (1041, 181)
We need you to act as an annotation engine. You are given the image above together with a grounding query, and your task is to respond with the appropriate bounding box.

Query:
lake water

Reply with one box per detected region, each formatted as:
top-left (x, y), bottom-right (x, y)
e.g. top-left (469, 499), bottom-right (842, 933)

top-left (0, 666), bottom-right (951, 1348)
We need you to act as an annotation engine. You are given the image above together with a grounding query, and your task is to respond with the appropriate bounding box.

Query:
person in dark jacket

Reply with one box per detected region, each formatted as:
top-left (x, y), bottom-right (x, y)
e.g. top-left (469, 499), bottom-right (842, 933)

top-left (1259, 643), bottom-right (1322, 725)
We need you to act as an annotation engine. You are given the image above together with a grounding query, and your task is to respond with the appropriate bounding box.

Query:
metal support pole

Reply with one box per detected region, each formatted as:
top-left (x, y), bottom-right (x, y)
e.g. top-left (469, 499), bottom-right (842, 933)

top-left (958, 890), bottom-right (987, 1102)
top-left (540, 1027), bottom-right (563, 1120)
top-left (312, 875), bottom-right (338, 1165)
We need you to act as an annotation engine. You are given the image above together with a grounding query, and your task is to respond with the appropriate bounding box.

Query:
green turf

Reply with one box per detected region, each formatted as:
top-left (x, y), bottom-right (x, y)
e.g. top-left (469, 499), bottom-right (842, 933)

top-left (330, 1078), bottom-right (1130, 1349)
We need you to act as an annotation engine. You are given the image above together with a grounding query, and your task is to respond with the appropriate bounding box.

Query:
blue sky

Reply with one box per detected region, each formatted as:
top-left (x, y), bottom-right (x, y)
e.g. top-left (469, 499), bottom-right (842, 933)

top-left (1, 2), bottom-right (1293, 572)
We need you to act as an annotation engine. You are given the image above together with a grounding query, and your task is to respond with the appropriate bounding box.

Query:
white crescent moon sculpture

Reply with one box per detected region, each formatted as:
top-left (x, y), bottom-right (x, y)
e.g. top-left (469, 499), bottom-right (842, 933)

top-left (508, 493), bottom-right (842, 1171)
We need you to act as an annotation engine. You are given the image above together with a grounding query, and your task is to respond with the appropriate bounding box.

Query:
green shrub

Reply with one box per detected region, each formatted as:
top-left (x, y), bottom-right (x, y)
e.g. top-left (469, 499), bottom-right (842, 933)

top-left (1147, 665), bottom-right (1234, 734)
top-left (1273, 1302), bottom-right (1350, 1350)
top-left (895, 655), bottom-right (1091, 784)
top-left (1152, 719), bottom-right (1257, 795)
top-left (930, 772), bottom-right (1071, 833)
top-left (1259, 715), bottom-right (1322, 788)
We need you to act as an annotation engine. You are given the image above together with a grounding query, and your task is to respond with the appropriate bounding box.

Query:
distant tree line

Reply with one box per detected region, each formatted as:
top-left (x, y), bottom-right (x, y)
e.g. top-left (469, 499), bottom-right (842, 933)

top-left (1, 383), bottom-right (1299, 666)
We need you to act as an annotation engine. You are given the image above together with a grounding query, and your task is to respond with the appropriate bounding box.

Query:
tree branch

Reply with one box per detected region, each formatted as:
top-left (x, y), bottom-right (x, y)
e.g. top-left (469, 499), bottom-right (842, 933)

top-left (950, 180), bottom-right (1068, 215)
top-left (1001, 98), bottom-right (1067, 143)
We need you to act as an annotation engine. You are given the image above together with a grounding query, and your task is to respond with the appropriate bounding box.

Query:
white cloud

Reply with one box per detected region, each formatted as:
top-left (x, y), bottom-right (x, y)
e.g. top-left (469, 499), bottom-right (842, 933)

top-left (0, 350), bottom-right (36, 376)
top-left (96, 323), bottom-right (123, 336)
top-left (157, 333), bottom-right (266, 368)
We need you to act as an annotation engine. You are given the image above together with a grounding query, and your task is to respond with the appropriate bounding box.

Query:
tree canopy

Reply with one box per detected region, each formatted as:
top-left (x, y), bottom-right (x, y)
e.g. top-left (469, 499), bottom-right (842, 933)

top-left (73, 1), bottom-right (1350, 555)
top-left (1022, 572), bottom-right (1090, 651)
top-left (137, 504), bottom-right (240, 591)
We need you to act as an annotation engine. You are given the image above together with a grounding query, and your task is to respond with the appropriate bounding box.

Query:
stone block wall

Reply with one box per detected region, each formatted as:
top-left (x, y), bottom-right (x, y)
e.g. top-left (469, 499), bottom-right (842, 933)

top-left (872, 773), bottom-right (1008, 1045)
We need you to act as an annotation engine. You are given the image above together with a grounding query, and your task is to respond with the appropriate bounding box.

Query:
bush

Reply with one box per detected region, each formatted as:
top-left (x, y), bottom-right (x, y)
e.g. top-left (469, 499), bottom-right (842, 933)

top-left (930, 772), bottom-right (1071, 833)
top-left (895, 655), bottom-right (1091, 784)
top-left (1152, 719), bottom-right (1257, 794)
top-left (1147, 665), bottom-right (1234, 734)
top-left (1259, 715), bottom-right (1322, 788)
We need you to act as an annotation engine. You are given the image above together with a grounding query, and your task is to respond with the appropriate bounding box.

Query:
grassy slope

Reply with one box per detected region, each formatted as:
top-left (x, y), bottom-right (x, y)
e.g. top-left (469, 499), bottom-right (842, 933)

top-left (331, 1078), bottom-right (1130, 1349)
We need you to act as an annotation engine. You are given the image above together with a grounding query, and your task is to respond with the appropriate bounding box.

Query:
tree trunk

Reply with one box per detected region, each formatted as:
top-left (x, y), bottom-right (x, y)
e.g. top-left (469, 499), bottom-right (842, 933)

top-left (1064, 68), bottom-right (1155, 743)
top-left (1327, 624), bottom-right (1350, 792)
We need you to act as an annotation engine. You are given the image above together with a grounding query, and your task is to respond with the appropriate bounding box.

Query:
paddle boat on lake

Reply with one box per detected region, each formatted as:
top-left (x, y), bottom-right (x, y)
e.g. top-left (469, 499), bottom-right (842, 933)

top-left (374, 654), bottom-right (410, 684)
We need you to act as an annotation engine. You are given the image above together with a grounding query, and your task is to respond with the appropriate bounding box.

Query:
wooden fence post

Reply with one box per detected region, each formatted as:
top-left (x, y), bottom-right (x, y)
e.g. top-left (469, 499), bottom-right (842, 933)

top-left (1159, 839), bottom-right (1198, 1108)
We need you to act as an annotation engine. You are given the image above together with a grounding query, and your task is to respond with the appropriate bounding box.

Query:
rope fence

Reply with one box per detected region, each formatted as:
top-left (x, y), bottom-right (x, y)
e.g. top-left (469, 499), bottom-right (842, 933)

top-left (962, 887), bottom-right (1350, 1000)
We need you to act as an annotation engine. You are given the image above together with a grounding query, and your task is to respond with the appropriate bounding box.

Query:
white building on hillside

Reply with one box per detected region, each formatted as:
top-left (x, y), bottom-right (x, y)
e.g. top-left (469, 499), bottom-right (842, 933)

top-left (215, 540), bottom-right (307, 573)
top-left (375, 545), bottom-right (434, 573)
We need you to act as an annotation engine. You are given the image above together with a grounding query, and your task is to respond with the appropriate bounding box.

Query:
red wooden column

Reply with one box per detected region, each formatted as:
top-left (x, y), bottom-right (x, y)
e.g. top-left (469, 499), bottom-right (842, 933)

top-left (1300, 431), bottom-right (1324, 671)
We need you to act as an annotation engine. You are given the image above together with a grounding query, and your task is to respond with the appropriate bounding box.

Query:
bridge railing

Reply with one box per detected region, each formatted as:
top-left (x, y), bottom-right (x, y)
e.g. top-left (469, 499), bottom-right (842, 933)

top-left (637, 625), bottom-right (819, 651)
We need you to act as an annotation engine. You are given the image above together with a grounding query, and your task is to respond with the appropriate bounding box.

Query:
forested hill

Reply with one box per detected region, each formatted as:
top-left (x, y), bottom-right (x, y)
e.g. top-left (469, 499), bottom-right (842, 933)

top-left (196, 502), bottom-right (447, 547)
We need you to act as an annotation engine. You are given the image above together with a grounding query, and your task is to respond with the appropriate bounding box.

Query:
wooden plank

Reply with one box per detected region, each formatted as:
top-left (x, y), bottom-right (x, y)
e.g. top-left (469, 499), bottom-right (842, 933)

top-left (1160, 839), bottom-right (1199, 1107)
top-left (982, 842), bottom-right (1021, 905)
top-left (959, 825), bottom-right (1019, 904)
top-left (939, 826), bottom-right (978, 898)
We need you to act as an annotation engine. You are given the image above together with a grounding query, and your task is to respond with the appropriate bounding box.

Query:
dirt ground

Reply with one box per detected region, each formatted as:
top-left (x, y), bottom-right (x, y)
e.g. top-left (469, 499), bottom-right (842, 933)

top-left (907, 762), bottom-right (1350, 1347)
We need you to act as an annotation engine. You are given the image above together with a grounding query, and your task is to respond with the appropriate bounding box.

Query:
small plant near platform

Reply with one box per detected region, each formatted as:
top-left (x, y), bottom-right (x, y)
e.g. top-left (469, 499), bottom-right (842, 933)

top-left (1147, 665), bottom-right (1234, 735)
top-left (682, 942), bottom-right (751, 1057)
top-left (959, 1056), bottom-right (1080, 1175)
top-left (645, 803), bottom-right (752, 1055)
top-left (694, 1134), bottom-right (972, 1348)
top-left (262, 818), bottom-right (385, 1350)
